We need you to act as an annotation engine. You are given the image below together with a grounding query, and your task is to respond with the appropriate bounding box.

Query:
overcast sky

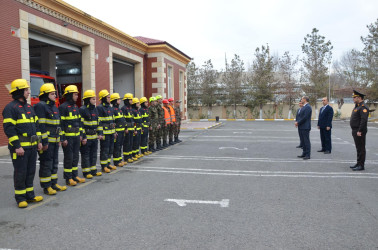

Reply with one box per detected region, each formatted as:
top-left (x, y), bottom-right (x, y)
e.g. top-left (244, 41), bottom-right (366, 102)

top-left (64, 0), bottom-right (377, 70)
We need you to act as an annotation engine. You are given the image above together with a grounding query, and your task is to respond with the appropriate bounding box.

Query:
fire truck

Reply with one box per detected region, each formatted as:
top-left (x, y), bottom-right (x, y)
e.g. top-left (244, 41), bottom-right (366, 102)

top-left (30, 70), bottom-right (82, 107)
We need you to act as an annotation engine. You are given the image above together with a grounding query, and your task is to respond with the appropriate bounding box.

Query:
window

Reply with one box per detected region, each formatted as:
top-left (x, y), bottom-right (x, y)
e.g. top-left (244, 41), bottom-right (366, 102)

top-left (167, 66), bottom-right (173, 98)
top-left (179, 71), bottom-right (184, 109)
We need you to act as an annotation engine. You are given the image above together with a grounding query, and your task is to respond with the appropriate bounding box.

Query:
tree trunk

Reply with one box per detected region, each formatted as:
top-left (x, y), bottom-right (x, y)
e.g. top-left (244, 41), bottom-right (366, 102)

top-left (288, 110), bottom-right (292, 119)
top-left (234, 103), bottom-right (236, 119)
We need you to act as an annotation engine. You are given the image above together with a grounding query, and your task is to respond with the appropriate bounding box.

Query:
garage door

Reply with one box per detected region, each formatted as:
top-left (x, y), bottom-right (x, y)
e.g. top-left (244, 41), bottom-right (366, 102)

top-left (113, 58), bottom-right (135, 96)
top-left (29, 30), bottom-right (81, 53)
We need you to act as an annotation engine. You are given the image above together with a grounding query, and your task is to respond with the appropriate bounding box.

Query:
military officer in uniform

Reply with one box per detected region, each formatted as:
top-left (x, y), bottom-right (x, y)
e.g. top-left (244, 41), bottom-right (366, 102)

top-left (174, 100), bottom-right (182, 143)
top-left (155, 95), bottom-right (164, 150)
top-left (350, 90), bottom-right (369, 171)
top-left (3, 79), bottom-right (44, 208)
top-left (148, 97), bottom-right (159, 152)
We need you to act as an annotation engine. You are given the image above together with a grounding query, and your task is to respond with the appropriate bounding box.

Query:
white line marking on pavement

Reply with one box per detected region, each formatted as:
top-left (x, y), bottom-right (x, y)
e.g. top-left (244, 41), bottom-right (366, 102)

top-left (25, 196), bottom-right (56, 210)
top-left (133, 169), bottom-right (378, 179)
top-left (165, 199), bottom-right (229, 207)
top-left (233, 132), bottom-right (253, 134)
top-left (219, 147), bottom-right (248, 150)
top-left (130, 166), bottom-right (378, 176)
top-left (145, 155), bottom-right (378, 164)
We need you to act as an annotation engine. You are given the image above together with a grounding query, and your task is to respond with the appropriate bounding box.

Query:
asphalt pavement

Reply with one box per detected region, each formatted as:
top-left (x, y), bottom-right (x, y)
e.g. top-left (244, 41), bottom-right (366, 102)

top-left (0, 120), bottom-right (377, 249)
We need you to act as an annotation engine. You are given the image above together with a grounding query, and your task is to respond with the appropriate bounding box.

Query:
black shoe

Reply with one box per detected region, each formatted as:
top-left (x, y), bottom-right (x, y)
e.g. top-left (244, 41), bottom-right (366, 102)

top-left (297, 155), bottom-right (305, 158)
top-left (352, 165), bottom-right (364, 171)
top-left (169, 141), bottom-right (174, 145)
top-left (296, 145), bottom-right (303, 148)
top-left (324, 151), bottom-right (331, 154)
top-left (163, 141), bottom-right (168, 147)
top-left (350, 164), bottom-right (358, 169)
top-left (317, 149), bottom-right (325, 152)
top-left (303, 156), bottom-right (311, 160)
top-left (177, 139), bottom-right (182, 143)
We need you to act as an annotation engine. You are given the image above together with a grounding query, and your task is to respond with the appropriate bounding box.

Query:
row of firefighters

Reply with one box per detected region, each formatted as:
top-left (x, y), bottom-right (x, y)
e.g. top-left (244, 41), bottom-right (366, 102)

top-left (2, 79), bottom-right (183, 208)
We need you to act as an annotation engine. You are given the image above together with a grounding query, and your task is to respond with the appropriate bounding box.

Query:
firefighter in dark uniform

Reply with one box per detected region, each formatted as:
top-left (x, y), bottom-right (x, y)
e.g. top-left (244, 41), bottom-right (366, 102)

top-left (131, 98), bottom-right (143, 159)
top-left (34, 83), bottom-right (67, 195)
top-left (121, 93), bottom-right (135, 163)
top-left (59, 85), bottom-right (86, 186)
top-left (97, 90), bottom-right (117, 173)
top-left (139, 97), bottom-right (151, 155)
top-left (155, 95), bottom-right (165, 150)
top-left (2, 79), bottom-right (43, 208)
top-left (174, 100), bottom-right (182, 143)
top-left (80, 90), bottom-right (103, 178)
top-left (148, 97), bottom-right (159, 152)
top-left (350, 90), bottom-right (369, 171)
top-left (111, 93), bottom-right (127, 167)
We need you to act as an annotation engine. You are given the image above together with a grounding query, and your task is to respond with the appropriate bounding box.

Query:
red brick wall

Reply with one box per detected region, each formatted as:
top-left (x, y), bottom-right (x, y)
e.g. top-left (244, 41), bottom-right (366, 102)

top-left (0, 0), bottom-right (23, 146)
top-left (0, 0), bottom-right (146, 146)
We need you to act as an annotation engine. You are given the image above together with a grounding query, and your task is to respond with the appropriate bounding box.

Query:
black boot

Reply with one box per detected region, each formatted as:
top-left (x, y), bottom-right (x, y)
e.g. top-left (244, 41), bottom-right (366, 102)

top-left (163, 140), bottom-right (168, 147)
top-left (169, 139), bottom-right (174, 145)
top-left (149, 144), bottom-right (156, 152)
top-left (156, 142), bottom-right (162, 151)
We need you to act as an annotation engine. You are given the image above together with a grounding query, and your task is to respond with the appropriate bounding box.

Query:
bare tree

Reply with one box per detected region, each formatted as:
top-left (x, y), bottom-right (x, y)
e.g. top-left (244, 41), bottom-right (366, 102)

top-left (301, 28), bottom-right (333, 115)
top-left (199, 60), bottom-right (219, 118)
top-left (222, 54), bottom-right (245, 118)
top-left (186, 62), bottom-right (201, 107)
top-left (277, 51), bottom-right (300, 119)
top-left (247, 45), bottom-right (276, 119)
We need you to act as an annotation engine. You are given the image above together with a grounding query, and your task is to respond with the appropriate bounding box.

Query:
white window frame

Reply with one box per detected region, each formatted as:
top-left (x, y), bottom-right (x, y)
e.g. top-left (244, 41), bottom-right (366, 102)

top-left (167, 66), bottom-right (173, 98)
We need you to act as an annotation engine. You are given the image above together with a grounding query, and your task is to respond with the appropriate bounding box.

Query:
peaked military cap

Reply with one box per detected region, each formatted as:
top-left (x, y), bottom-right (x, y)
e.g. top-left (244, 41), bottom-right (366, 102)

top-left (352, 89), bottom-right (365, 99)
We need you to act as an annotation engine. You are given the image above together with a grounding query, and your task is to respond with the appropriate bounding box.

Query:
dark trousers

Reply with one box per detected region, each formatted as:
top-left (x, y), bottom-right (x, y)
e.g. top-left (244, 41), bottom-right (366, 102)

top-left (39, 141), bottom-right (59, 188)
top-left (174, 123), bottom-right (181, 138)
top-left (163, 124), bottom-right (169, 143)
top-left (113, 130), bottom-right (125, 166)
top-left (80, 138), bottom-right (98, 175)
top-left (352, 130), bottom-right (366, 167)
top-left (100, 133), bottom-right (114, 169)
top-left (140, 127), bottom-right (149, 153)
top-left (320, 128), bottom-right (332, 152)
top-left (11, 147), bottom-right (37, 203)
top-left (298, 128), bottom-right (303, 147)
top-left (299, 129), bottom-right (311, 157)
top-left (132, 129), bottom-right (141, 156)
top-left (169, 123), bottom-right (175, 141)
top-left (62, 136), bottom-right (80, 180)
top-left (123, 129), bottom-right (133, 160)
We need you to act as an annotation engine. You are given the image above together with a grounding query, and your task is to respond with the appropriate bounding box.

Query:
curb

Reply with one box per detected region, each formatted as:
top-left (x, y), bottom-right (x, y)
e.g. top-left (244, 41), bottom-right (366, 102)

top-left (181, 122), bottom-right (222, 130)
top-left (190, 119), bottom-right (302, 122)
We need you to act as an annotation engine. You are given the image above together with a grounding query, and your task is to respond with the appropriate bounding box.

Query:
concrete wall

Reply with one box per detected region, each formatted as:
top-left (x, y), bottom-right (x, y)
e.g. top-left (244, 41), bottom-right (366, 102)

top-left (188, 103), bottom-right (364, 120)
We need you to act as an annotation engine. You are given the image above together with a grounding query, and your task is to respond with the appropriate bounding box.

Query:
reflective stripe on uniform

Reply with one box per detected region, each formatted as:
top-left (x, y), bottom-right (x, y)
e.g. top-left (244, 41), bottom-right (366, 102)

top-left (83, 120), bottom-right (98, 126)
top-left (82, 168), bottom-right (90, 173)
top-left (48, 137), bottom-right (60, 143)
top-left (15, 189), bottom-right (26, 194)
top-left (90, 166), bottom-right (97, 170)
top-left (86, 134), bottom-right (97, 140)
top-left (64, 168), bottom-right (72, 173)
top-left (100, 160), bottom-right (108, 164)
top-left (20, 141), bottom-right (38, 147)
top-left (51, 174), bottom-right (58, 179)
top-left (40, 177), bottom-right (51, 182)
top-left (3, 118), bottom-right (16, 125)
top-left (26, 187), bottom-right (34, 192)
top-left (64, 132), bottom-right (80, 137)
top-left (72, 167), bottom-right (78, 171)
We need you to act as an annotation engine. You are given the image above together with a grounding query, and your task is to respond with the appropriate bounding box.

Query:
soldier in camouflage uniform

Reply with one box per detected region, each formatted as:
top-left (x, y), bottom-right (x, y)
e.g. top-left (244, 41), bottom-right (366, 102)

top-left (155, 95), bottom-right (165, 150)
top-left (174, 100), bottom-right (182, 143)
top-left (148, 97), bottom-right (159, 152)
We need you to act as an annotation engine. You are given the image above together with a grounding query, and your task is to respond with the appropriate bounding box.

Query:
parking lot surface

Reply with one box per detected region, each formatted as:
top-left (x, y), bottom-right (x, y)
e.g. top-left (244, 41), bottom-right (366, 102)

top-left (0, 120), bottom-right (377, 249)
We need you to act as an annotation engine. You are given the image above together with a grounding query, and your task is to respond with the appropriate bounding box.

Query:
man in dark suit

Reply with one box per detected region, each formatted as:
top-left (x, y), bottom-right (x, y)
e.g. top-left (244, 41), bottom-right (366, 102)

top-left (295, 96), bottom-right (312, 160)
top-left (295, 101), bottom-right (303, 149)
top-left (317, 97), bottom-right (334, 154)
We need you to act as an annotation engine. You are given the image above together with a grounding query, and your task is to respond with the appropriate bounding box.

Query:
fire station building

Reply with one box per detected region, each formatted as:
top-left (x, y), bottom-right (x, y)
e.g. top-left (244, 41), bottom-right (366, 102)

top-left (0, 0), bottom-right (191, 154)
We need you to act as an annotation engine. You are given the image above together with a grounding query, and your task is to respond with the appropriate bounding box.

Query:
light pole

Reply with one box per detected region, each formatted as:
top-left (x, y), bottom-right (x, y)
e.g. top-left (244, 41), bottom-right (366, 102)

top-left (328, 61), bottom-right (331, 101)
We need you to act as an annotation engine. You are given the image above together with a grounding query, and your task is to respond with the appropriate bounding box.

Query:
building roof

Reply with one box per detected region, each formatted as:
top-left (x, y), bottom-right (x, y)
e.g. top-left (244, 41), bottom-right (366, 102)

top-left (135, 36), bottom-right (191, 61)
top-left (134, 36), bottom-right (165, 45)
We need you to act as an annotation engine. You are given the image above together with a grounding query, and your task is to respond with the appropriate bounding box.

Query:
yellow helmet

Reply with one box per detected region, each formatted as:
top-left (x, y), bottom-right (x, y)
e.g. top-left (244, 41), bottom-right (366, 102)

top-left (10, 79), bottom-right (30, 94)
top-left (39, 83), bottom-right (56, 96)
top-left (155, 95), bottom-right (162, 100)
top-left (110, 93), bottom-right (121, 102)
top-left (149, 97), bottom-right (156, 102)
top-left (63, 85), bottom-right (79, 96)
top-left (123, 93), bottom-right (133, 100)
top-left (98, 89), bottom-right (110, 99)
top-left (132, 97), bottom-right (139, 104)
top-left (140, 97), bottom-right (147, 104)
top-left (83, 90), bottom-right (96, 100)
